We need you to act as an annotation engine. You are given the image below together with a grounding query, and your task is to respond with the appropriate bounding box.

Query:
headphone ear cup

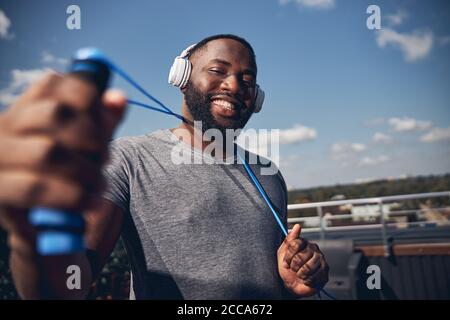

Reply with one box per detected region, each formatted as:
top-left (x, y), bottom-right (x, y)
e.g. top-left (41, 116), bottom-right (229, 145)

top-left (168, 57), bottom-right (192, 88)
top-left (253, 86), bottom-right (264, 113)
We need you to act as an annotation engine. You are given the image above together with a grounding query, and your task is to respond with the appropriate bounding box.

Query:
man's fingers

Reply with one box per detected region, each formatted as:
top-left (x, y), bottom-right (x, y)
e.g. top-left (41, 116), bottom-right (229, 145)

top-left (0, 170), bottom-right (93, 210)
top-left (286, 224), bottom-right (301, 242)
top-left (8, 99), bottom-right (68, 135)
top-left (282, 237), bottom-right (309, 269)
top-left (55, 75), bottom-right (101, 112)
top-left (57, 113), bottom-right (108, 154)
top-left (10, 71), bottom-right (61, 108)
top-left (297, 253), bottom-right (321, 279)
top-left (0, 71), bottom-right (120, 235)
top-left (101, 89), bottom-right (127, 137)
top-left (303, 260), bottom-right (329, 288)
top-left (288, 247), bottom-right (314, 272)
top-left (0, 134), bottom-right (104, 183)
top-left (278, 224), bottom-right (301, 265)
top-left (103, 89), bottom-right (127, 120)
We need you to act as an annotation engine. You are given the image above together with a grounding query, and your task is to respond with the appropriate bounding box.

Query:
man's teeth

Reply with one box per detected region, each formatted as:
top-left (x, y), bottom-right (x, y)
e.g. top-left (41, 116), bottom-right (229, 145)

top-left (213, 99), bottom-right (235, 110)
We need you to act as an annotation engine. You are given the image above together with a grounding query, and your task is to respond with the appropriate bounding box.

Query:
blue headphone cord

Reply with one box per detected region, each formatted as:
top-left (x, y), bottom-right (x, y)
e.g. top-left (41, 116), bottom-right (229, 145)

top-left (75, 50), bottom-right (186, 123)
top-left (86, 49), bottom-right (336, 300)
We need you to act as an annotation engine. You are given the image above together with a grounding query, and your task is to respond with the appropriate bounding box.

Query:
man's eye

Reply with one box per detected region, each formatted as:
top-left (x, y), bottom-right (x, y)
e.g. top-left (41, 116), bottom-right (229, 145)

top-left (243, 80), bottom-right (255, 88)
top-left (209, 69), bottom-right (225, 74)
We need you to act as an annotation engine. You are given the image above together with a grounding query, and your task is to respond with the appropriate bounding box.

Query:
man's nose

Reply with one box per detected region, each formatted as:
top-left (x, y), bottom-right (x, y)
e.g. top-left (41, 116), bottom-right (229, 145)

top-left (220, 74), bottom-right (244, 98)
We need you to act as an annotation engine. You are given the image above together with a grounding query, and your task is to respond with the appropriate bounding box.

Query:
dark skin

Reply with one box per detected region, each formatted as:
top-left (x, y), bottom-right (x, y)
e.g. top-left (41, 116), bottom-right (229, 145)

top-left (278, 224), bottom-right (329, 296)
top-left (183, 39), bottom-right (257, 127)
top-left (0, 38), bottom-right (328, 299)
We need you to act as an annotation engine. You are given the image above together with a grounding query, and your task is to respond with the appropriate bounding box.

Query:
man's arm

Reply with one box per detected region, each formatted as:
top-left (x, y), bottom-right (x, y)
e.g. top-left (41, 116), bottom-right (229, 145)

top-left (0, 70), bottom-right (127, 299)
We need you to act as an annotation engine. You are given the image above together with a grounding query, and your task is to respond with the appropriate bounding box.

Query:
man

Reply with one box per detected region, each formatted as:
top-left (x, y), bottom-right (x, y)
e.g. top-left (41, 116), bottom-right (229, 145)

top-left (0, 34), bottom-right (328, 299)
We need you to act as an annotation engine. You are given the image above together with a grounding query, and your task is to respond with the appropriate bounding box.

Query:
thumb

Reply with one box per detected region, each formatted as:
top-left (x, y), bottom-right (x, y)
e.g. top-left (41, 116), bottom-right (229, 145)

top-left (286, 224), bottom-right (302, 241)
top-left (102, 89), bottom-right (127, 134)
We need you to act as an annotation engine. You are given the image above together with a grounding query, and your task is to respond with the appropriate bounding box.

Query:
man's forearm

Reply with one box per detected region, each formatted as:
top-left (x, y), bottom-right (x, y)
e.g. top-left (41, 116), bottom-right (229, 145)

top-left (9, 232), bottom-right (93, 299)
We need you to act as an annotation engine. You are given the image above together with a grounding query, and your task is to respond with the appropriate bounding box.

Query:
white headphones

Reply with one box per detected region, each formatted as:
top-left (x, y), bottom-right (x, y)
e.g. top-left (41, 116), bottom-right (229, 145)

top-left (168, 43), bottom-right (264, 113)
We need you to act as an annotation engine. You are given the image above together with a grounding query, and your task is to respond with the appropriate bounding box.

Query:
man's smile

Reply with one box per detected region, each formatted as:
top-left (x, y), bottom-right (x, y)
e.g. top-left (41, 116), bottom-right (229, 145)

top-left (210, 95), bottom-right (242, 118)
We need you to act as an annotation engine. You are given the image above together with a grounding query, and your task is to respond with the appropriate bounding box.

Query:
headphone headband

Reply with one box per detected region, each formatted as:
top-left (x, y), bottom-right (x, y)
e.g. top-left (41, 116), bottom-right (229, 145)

top-left (179, 43), bottom-right (197, 59)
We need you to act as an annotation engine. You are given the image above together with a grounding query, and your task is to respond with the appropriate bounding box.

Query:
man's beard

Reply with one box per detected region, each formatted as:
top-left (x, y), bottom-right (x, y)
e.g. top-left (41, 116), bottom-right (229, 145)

top-left (184, 81), bottom-right (253, 134)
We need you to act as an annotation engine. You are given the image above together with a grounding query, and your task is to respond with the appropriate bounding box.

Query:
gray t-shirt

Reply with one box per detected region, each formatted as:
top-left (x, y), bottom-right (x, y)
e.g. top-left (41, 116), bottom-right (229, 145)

top-left (102, 129), bottom-right (289, 299)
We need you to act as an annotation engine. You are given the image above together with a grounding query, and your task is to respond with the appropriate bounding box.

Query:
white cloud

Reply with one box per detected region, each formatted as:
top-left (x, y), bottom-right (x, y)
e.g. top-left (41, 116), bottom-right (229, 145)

top-left (0, 69), bottom-right (51, 105)
top-left (236, 124), bottom-right (316, 168)
top-left (388, 117), bottom-right (432, 132)
top-left (0, 10), bottom-right (12, 39)
top-left (420, 127), bottom-right (450, 142)
top-left (351, 143), bottom-right (366, 152)
top-left (279, 0), bottom-right (335, 10)
top-left (41, 51), bottom-right (68, 66)
top-left (376, 28), bottom-right (433, 62)
top-left (373, 132), bottom-right (392, 143)
top-left (237, 124), bottom-right (316, 151)
top-left (331, 142), bottom-right (366, 160)
top-left (278, 124), bottom-right (317, 144)
top-left (360, 155), bottom-right (389, 166)
top-left (385, 10), bottom-right (408, 26)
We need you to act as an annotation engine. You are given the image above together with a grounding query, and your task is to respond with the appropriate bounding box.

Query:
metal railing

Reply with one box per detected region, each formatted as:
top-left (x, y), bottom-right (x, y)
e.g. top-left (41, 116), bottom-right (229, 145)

top-left (287, 191), bottom-right (450, 256)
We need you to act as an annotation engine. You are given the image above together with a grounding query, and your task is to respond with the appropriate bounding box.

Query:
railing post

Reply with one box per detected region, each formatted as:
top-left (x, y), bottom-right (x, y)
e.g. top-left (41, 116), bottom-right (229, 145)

top-left (378, 200), bottom-right (391, 257)
top-left (317, 206), bottom-right (325, 242)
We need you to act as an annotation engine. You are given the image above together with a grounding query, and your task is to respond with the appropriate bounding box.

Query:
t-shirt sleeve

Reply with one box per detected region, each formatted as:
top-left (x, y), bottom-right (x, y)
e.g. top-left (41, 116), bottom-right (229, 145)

top-left (102, 140), bottom-right (132, 212)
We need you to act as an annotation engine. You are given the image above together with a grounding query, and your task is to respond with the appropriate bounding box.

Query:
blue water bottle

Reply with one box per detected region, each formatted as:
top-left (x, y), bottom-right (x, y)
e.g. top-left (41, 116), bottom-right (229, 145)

top-left (29, 48), bottom-right (111, 255)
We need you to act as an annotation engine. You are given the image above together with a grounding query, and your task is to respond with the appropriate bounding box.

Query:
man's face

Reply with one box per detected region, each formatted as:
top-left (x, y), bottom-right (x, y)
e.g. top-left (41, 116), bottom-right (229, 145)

top-left (183, 38), bottom-right (257, 133)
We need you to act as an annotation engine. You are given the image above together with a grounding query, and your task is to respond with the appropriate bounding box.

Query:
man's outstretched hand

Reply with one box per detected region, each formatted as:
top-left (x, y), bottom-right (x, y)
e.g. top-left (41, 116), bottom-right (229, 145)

top-left (277, 224), bottom-right (329, 297)
top-left (0, 71), bottom-right (127, 238)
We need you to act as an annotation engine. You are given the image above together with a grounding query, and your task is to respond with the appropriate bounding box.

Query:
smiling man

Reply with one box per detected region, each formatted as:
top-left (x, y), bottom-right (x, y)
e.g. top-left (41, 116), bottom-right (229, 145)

top-left (182, 36), bottom-right (257, 133)
top-left (0, 34), bottom-right (328, 299)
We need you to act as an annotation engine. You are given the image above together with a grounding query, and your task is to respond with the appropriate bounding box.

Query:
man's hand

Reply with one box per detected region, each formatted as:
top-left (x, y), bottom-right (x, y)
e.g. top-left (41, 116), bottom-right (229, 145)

top-left (277, 224), bottom-right (329, 297)
top-left (0, 71), bottom-right (127, 239)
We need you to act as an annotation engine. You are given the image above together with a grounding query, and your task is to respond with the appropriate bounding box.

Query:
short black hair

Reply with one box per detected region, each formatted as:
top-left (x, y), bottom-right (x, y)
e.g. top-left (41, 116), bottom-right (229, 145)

top-left (186, 34), bottom-right (257, 72)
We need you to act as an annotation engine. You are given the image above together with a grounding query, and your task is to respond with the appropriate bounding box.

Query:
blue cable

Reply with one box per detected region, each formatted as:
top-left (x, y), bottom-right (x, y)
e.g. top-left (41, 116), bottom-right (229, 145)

top-left (109, 63), bottom-right (184, 121)
top-left (127, 99), bottom-right (178, 117)
top-left (319, 287), bottom-right (337, 300)
top-left (76, 48), bottom-right (185, 122)
top-left (237, 153), bottom-right (288, 237)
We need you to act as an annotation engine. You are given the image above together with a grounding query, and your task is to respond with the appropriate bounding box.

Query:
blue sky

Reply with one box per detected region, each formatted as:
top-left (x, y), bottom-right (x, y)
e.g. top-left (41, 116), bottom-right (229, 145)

top-left (1, 0), bottom-right (449, 189)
